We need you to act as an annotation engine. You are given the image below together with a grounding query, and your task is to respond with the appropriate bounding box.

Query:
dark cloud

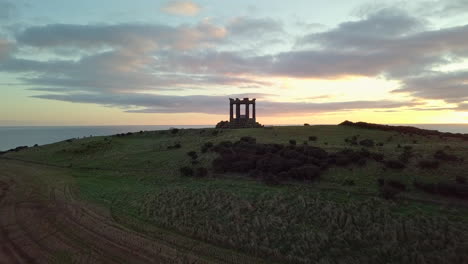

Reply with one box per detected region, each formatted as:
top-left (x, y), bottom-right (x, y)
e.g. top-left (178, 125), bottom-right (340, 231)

top-left (31, 92), bottom-right (418, 115)
top-left (16, 21), bottom-right (226, 52)
top-left (299, 8), bottom-right (425, 49)
top-left (227, 17), bottom-right (283, 37)
top-left (394, 71), bottom-right (468, 103)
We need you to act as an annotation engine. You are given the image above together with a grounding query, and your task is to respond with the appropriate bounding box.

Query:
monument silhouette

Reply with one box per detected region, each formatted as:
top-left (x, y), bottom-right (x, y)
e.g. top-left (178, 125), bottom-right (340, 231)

top-left (216, 98), bottom-right (263, 128)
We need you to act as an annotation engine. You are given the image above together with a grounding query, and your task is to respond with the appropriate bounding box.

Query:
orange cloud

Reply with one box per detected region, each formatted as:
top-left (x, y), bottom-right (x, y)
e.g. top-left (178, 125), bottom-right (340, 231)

top-left (161, 1), bottom-right (201, 16)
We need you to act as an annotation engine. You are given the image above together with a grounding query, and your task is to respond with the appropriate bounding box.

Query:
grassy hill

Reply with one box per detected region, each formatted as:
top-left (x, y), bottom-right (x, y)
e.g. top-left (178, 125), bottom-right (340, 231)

top-left (2, 124), bottom-right (468, 263)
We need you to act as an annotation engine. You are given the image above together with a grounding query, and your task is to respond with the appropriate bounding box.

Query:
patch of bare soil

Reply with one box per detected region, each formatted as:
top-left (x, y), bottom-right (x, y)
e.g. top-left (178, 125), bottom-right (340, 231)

top-left (0, 161), bottom-right (257, 264)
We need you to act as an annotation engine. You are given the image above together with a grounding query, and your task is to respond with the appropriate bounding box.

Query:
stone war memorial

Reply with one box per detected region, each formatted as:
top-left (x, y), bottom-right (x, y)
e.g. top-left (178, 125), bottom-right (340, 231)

top-left (216, 98), bottom-right (263, 128)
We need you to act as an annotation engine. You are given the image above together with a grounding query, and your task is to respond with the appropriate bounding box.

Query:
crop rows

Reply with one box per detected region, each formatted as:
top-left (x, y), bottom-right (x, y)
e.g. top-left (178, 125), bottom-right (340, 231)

top-left (125, 189), bottom-right (468, 264)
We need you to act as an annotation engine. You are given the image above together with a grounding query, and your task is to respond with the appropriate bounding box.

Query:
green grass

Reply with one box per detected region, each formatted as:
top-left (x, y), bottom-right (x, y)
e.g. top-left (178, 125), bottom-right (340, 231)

top-left (4, 125), bottom-right (468, 263)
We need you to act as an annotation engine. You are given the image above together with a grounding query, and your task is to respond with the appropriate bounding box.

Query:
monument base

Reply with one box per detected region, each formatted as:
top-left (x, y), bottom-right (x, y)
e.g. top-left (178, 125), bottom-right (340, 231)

top-left (215, 119), bottom-right (263, 129)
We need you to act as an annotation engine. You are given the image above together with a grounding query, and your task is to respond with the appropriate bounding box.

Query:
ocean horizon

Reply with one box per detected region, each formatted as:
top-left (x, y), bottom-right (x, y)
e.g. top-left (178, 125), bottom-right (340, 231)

top-left (1, 123), bottom-right (467, 151)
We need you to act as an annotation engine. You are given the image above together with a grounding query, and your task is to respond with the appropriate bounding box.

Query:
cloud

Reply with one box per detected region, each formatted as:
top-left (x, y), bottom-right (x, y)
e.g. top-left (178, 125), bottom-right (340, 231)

top-left (161, 0), bottom-right (201, 16)
top-left (16, 21), bottom-right (226, 52)
top-left (393, 71), bottom-right (468, 103)
top-left (227, 17), bottom-right (283, 38)
top-left (0, 39), bottom-right (13, 60)
top-left (31, 92), bottom-right (418, 115)
top-left (0, 0), bottom-right (16, 21)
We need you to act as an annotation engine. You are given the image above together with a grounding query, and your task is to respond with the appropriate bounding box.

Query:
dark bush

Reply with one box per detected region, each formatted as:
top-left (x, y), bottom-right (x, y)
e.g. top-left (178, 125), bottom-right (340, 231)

top-left (240, 136), bottom-right (256, 144)
top-left (379, 185), bottom-right (402, 199)
top-left (304, 123), bottom-right (310, 126)
top-left (359, 139), bottom-right (375, 147)
top-left (187, 151), bottom-right (198, 160)
top-left (456, 176), bottom-right (466, 184)
top-left (387, 180), bottom-right (406, 191)
top-left (418, 159), bottom-right (439, 169)
top-left (398, 147), bottom-right (413, 163)
top-left (371, 153), bottom-right (384, 162)
top-left (261, 173), bottom-right (281, 185)
top-left (377, 178), bottom-right (385, 186)
top-left (287, 165), bottom-right (321, 181)
top-left (289, 139), bottom-right (297, 145)
top-left (194, 167), bottom-right (208, 177)
top-left (434, 150), bottom-right (458, 161)
top-left (385, 160), bottom-right (405, 169)
top-left (212, 158), bottom-right (226, 173)
top-left (180, 166), bottom-right (194, 177)
top-left (308, 136), bottom-right (317, 141)
top-left (342, 179), bottom-right (355, 186)
top-left (170, 128), bottom-right (179, 134)
top-left (414, 180), bottom-right (468, 199)
top-left (201, 142), bottom-right (214, 153)
top-left (167, 143), bottom-right (182, 150)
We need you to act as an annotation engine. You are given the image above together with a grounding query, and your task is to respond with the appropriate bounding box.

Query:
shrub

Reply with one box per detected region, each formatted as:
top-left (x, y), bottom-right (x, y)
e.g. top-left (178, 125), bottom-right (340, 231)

top-left (342, 179), bottom-right (355, 186)
top-left (414, 180), bottom-right (468, 199)
top-left (359, 139), bottom-right (375, 147)
top-left (194, 167), bottom-right (208, 178)
top-left (308, 136), bottom-right (317, 141)
top-left (379, 185), bottom-right (401, 200)
top-left (261, 173), bottom-right (281, 185)
top-left (377, 178), bottom-right (385, 186)
top-left (289, 139), bottom-right (297, 145)
top-left (456, 176), bottom-right (467, 184)
top-left (287, 165), bottom-right (321, 181)
top-left (304, 123), bottom-right (310, 126)
top-left (418, 159), bottom-right (439, 169)
top-left (201, 142), bottom-right (214, 153)
top-left (240, 136), bottom-right (256, 144)
top-left (385, 160), bottom-right (405, 169)
top-left (387, 180), bottom-right (406, 191)
top-left (170, 128), bottom-right (179, 134)
top-left (434, 150), bottom-right (458, 161)
top-left (187, 151), bottom-right (198, 160)
top-left (180, 166), bottom-right (193, 177)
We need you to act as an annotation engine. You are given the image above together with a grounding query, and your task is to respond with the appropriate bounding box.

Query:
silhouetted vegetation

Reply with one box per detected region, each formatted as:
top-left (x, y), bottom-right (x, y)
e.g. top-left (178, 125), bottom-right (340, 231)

top-left (340, 120), bottom-right (468, 140)
top-left (308, 136), bottom-right (317, 141)
top-left (167, 142), bottom-right (182, 149)
top-left (180, 166), bottom-right (193, 177)
top-left (418, 159), bottom-right (440, 169)
top-left (210, 138), bottom-right (388, 184)
top-left (434, 149), bottom-right (459, 161)
top-left (414, 180), bottom-right (468, 199)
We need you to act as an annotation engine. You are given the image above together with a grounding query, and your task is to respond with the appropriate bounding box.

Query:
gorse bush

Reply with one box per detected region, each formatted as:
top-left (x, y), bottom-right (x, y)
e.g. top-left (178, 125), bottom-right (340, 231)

top-left (136, 189), bottom-right (468, 264)
top-left (211, 139), bottom-right (387, 184)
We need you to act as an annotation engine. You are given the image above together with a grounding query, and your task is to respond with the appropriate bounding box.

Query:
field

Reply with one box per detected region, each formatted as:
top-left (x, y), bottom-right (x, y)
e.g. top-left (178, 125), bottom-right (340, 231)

top-left (1, 124), bottom-right (468, 263)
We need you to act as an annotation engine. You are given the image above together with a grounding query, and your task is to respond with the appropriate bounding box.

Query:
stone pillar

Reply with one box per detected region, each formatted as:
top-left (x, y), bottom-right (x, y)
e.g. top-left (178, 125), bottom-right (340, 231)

top-left (236, 102), bottom-right (240, 120)
top-left (253, 100), bottom-right (256, 122)
top-left (229, 102), bottom-right (233, 122)
top-left (246, 102), bottom-right (249, 119)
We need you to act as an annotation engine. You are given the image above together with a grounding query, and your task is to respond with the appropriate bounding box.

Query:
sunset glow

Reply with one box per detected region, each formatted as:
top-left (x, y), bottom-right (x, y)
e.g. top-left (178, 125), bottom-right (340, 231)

top-left (1, 0), bottom-right (468, 125)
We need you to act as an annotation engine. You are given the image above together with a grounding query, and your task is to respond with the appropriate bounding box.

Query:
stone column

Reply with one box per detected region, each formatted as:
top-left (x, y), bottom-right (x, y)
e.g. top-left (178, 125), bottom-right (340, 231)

top-left (253, 100), bottom-right (256, 122)
top-left (246, 102), bottom-right (250, 119)
top-left (236, 102), bottom-right (240, 120)
top-left (229, 102), bottom-right (233, 122)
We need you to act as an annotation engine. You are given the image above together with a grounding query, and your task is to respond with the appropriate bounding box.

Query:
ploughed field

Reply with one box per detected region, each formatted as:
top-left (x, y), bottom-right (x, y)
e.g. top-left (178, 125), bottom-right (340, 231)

top-left (1, 124), bottom-right (468, 263)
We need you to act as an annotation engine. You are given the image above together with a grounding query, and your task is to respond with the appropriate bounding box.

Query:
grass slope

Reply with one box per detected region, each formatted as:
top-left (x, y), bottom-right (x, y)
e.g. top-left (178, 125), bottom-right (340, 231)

top-left (3, 125), bottom-right (468, 263)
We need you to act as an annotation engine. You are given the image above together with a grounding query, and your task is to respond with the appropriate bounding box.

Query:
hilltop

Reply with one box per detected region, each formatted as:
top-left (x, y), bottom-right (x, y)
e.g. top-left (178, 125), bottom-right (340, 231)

top-left (1, 123), bottom-right (468, 263)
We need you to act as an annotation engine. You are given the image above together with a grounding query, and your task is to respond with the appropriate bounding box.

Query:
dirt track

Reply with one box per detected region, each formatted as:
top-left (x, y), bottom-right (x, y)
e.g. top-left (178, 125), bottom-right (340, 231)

top-left (0, 160), bottom-right (262, 264)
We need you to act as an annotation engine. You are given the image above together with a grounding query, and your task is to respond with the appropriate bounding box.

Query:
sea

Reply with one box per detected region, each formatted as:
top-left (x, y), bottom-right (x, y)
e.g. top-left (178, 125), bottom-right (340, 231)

top-left (0, 124), bottom-right (467, 151)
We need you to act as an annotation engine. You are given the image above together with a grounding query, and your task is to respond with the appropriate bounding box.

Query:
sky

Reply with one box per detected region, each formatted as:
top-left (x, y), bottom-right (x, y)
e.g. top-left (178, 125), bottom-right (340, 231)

top-left (1, 0), bottom-right (468, 125)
